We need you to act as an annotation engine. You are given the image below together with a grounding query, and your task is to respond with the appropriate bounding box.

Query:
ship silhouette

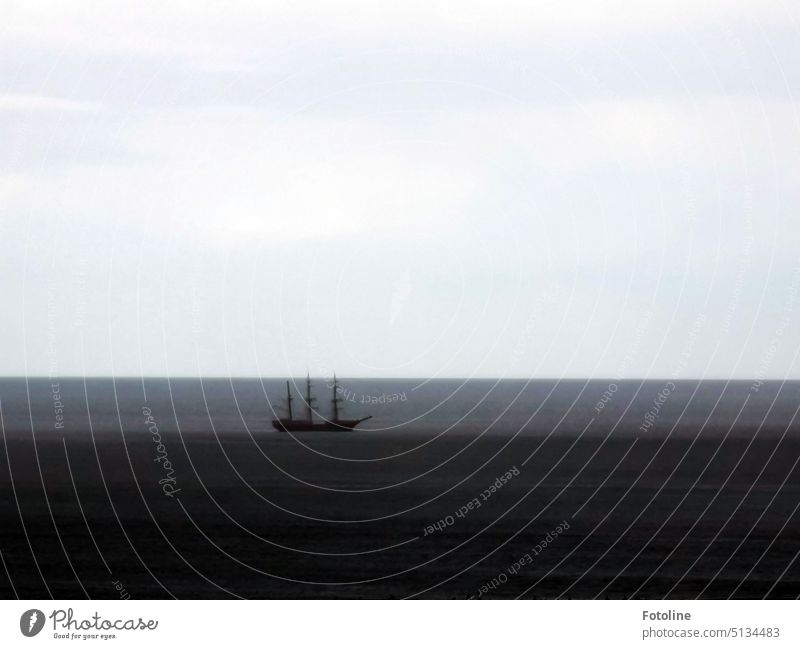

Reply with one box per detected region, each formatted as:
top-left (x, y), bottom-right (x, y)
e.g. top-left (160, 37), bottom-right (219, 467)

top-left (272, 374), bottom-right (372, 431)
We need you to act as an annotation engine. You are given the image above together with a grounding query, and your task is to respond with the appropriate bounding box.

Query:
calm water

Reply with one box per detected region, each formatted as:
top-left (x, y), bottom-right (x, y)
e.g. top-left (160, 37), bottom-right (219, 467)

top-left (1, 378), bottom-right (798, 598)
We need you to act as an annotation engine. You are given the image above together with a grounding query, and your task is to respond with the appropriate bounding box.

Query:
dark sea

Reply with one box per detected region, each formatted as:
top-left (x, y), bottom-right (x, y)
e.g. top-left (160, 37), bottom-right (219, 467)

top-left (1, 378), bottom-right (798, 599)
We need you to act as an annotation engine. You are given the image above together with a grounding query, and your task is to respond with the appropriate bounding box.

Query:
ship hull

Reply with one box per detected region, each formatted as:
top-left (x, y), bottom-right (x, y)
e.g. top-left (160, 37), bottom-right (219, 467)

top-left (271, 417), bottom-right (371, 432)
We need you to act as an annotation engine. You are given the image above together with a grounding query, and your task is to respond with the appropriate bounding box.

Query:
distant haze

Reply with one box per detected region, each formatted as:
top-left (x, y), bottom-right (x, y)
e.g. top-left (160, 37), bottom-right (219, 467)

top-left (2, 1), bottom-right (799, 379)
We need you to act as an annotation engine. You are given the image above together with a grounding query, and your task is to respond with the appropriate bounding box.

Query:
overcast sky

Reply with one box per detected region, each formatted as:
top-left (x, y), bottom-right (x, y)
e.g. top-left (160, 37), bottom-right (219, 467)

top-left (2, 1), bottom-right (800, 379)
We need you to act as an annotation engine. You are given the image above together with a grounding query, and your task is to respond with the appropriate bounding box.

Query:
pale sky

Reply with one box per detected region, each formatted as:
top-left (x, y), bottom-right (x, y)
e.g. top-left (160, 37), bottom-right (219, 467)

top-left (2, 0), bottom-right (800, 379)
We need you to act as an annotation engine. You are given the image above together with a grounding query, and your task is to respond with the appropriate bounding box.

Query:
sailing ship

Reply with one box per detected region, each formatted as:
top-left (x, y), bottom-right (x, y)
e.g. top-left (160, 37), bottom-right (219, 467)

top-left (272, 375), bottom-right (372, 431)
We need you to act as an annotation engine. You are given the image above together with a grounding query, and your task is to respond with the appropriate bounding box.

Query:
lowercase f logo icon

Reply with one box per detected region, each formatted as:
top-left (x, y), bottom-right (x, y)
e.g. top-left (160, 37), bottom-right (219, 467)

top-left (20, 609), bottom-right (45, 637)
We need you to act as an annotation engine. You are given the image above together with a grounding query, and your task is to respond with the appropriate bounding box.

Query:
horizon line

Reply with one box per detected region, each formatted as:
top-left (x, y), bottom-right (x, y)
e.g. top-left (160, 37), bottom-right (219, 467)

top-left (0, 375), bottom-right (796, 383)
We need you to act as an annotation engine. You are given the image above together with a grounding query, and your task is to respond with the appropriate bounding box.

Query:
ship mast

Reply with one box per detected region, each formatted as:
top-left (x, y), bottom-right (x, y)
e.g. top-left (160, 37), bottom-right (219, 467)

top-left (285, 380), bottom-right (294, 420)
top-left (332, 373), bottom-right (341, 421)
top-left (305, 373), bottom-right (314, 423)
